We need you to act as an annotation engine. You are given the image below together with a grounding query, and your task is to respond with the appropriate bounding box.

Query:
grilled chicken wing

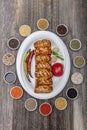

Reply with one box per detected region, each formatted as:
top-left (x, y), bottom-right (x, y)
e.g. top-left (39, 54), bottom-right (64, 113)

top-left (36, 55), bottom-right (51, 62)
top-left (35, 85), bottom-right (53, 93)
top-left (36, 77), bottom-right (52, 85)
top-left (35, 69), bottom-right (53, 78)
top-left (34, 47), bottom-right (51, 55)
top-left (34, 39), bottom-right (51, 48)
top-left (36, 62), bottom-right (51, 70)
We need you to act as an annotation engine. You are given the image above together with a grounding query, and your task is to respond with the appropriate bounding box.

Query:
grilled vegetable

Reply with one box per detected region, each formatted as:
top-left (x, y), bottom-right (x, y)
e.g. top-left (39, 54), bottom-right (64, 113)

top-left (27, 50), bottom-right (34, 77)
top-left (52, 51), bottom-right (64, 61)
top-left (51, 56), bottom-right (57, 63)
top-left (23, 50), bottom-right (31, 81)
top-left (52, 63), bottom-right (63, 76)
top-left (52, 47), bottom-right (59, 53)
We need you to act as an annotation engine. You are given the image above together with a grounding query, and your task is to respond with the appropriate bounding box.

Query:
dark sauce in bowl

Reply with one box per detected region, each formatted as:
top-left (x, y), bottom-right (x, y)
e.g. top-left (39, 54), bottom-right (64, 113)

top-left (66, 88), bottom-right (78, 100)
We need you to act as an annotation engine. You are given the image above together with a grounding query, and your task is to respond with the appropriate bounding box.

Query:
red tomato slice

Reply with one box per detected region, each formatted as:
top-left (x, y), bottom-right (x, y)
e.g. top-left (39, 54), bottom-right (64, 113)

top-left (52, 63), bottom-right (63, 76)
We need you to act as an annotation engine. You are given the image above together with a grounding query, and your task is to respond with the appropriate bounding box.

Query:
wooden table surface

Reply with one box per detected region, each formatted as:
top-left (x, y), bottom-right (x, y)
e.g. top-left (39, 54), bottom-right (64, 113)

top-left (0, 0), bottom-right (87, 130)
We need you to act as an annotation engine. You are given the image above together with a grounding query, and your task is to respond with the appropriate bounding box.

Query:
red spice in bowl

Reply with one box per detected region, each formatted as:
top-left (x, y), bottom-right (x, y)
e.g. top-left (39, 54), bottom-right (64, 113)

top-left (39, 102), bottom-right (52, 116)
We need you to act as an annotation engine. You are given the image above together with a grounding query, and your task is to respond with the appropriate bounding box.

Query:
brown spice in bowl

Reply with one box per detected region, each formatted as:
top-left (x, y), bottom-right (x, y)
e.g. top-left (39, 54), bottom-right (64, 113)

top-left (2, 53), bottom-right (15, 66)
top-left (56, 24), bottom-right (68, 36)
top-left (37, 18), bottom-right (49, 30)
top-left (25, 98), bottom-right (37, 111)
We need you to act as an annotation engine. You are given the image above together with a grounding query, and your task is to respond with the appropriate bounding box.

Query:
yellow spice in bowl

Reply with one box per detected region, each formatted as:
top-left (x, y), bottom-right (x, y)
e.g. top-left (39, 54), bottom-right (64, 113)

top-left (55, 97), bottom-right (67, 110)
top-left (19, 25), bottom-right (31, 37)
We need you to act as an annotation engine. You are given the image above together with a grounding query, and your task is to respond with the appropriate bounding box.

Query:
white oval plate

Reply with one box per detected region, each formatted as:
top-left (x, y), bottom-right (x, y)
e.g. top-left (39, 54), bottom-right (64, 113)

top-left (16, 31), bottom-right (71, 99)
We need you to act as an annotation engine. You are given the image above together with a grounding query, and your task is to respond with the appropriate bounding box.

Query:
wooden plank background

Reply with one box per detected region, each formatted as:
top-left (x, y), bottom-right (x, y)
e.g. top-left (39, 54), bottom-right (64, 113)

top-left (0, 0), bottom-right (87, 130)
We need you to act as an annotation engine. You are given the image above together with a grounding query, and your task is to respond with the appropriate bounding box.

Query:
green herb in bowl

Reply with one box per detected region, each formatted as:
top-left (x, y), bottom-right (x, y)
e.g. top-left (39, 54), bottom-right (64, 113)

top-left (70, 39), bottom-right (81, 51)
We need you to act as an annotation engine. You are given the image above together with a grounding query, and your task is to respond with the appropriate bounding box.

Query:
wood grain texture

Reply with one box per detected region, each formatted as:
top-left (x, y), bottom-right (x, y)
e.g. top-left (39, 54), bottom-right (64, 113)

top-left (0, 0), bottom-right (87, 130)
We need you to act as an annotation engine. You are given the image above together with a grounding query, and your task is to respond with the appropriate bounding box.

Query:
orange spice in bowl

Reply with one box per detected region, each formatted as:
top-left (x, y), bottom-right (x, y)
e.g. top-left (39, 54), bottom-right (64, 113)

top-left (10, 86), bottom-right (23, 99)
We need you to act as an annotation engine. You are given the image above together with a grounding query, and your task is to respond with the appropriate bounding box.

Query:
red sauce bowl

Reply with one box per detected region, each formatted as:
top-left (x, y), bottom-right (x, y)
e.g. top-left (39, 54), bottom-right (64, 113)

top-left (39, 102), bottom-right (52, 116)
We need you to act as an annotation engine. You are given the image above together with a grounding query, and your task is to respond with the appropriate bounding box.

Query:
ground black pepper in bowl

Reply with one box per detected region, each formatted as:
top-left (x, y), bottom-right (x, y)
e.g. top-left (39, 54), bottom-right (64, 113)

top-left (66, 88), bottom-right (78, 100)
top-left (7, 37), bottom-right (20, 50)
top-left (56, 24), bottom-right (68, 36)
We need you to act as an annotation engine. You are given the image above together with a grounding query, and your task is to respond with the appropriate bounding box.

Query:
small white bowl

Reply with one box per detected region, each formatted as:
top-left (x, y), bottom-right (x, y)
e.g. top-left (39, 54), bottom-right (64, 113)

top-left (4, 71), bottom-right (16, 84)
top-left (37, 18), bottom-right (49, 30)
top-left (19, 25), bottom-right (31, 37)
top-left (73, 56), bottom-right (85, 68)
top-left (7, 37), bottom-right (20, 50)
top-left (69, 39), bottom-right (81, 51)
top-left (25, 98), bottom-right (37, 111)
top-left (39, 102), bottom-right (52, 116)
top-left (10, 86), bottom-right (23, 99)
top-left (55, 97), bottom-right (67, 110)
top-left (71, 72), bottom-right (83, 85)
top-left (66, 87), bottom-right (78, 100)
top-left (2, 53), bottom-right (15, 66)
top-left (56, 24), bottom-right (68, 37)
